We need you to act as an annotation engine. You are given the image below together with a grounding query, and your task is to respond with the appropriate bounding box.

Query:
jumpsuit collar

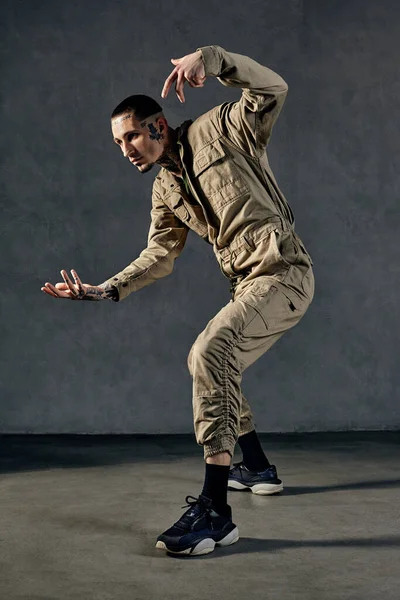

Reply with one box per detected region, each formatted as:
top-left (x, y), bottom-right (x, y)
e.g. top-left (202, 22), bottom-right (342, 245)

top-left (169, 119), bottom-right (193, 182)
top-left (175, 119), bottom-right (193, 146)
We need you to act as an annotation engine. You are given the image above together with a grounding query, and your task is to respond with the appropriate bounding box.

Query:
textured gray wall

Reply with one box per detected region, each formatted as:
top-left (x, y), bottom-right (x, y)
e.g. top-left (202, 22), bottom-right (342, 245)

top-left (1, 0), bottom-right (399, 433)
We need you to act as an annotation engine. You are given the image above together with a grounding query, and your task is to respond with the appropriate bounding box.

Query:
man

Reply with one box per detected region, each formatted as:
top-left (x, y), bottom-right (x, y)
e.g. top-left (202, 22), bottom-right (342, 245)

top-left (41, 45), bottom-right (314, 556)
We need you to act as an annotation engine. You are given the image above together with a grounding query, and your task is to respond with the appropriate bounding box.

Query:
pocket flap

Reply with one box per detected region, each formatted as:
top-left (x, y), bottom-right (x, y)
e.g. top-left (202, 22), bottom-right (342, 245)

top-left (193, 139), bottom-right (226, 177)
top-left (174, 204), bottom-right (189, 222)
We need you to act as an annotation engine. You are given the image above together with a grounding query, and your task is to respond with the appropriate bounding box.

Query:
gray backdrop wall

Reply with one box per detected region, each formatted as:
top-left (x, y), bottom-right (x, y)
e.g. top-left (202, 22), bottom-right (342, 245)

top-left (1, 0), bottom-right (399, 433)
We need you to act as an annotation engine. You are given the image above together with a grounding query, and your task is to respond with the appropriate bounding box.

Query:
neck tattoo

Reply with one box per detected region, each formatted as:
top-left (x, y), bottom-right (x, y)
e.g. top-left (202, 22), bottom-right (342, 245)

top-left (157, 145), bottom-right (183, 176)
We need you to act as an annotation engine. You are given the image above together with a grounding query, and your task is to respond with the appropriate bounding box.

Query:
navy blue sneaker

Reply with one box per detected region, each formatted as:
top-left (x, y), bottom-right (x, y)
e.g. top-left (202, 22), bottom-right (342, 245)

top-left (155, 494), bottom-right (239, 556)
top-left (228, 462), bottom-right (284, 495)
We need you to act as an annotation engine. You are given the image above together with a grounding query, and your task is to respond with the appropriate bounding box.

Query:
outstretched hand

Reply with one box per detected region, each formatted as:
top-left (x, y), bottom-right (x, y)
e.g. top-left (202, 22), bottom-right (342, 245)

top-left (161, 50), bottom-right (206, 103)
top-left (41, 269), bottom-right (106, 301)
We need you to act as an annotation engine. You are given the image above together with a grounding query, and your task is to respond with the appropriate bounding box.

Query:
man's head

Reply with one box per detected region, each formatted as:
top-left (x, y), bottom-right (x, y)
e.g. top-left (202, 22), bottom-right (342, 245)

top-left (111, 94), bottom-right (168, 173)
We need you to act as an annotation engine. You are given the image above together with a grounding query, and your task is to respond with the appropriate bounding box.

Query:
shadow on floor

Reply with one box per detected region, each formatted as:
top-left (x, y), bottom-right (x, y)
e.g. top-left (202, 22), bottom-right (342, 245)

top-left (226, 478), bottom-right (400, 496)
top-left (1, 432), bottom-right (400, 475)
top-left (0, 434), bottom-right (200, 474)
top-left (157, 535), bottom-right (400, 560)
top-left (282, 479), bottom-right (400, 494)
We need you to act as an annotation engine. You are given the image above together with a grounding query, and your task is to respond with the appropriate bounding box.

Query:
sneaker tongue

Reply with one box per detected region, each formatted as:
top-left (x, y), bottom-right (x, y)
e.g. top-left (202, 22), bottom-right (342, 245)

top-left (182, 502), bottom-right (203, 522)
top-left (173, 504), bottom-right (203, 532)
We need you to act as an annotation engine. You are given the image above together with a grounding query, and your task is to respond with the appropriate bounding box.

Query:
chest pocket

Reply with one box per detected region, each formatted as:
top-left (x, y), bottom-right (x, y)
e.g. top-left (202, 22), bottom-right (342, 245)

top-left (166, 191), bottom-right (208, 239)
top-left (192, 138), bottom-right (249, 214)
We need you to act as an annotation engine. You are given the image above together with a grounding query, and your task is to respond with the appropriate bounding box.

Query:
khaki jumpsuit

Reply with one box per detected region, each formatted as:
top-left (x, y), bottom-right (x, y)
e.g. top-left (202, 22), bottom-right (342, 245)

top-left (102, 45), bottom-right (315, 459)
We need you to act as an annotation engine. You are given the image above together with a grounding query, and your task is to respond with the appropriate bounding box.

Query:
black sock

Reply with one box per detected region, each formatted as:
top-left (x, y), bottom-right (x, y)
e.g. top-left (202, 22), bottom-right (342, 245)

top-left (201, 463), bottom-right (230, 515)
top-left (238, 430), bottom-right (270, 472)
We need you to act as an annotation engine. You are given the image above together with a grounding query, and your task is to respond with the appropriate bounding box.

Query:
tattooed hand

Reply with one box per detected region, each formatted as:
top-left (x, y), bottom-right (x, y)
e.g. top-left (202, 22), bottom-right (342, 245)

top-left (41, 269), bottom-right (110, 301)
top-left (161, 50), bottom-right (206, 103)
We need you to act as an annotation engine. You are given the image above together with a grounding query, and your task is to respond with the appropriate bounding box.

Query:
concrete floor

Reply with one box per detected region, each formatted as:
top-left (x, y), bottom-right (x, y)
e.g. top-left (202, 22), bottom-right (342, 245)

top-left (0, 433), bottom-right (399, 600)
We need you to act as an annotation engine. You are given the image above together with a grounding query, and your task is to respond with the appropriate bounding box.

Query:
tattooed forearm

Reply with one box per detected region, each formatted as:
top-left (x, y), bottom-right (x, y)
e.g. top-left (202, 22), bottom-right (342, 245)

top-left (97, 282), bottom-right (120, 301)
top-left (66, 284), bottom-right (118, 301)
top-left (73, 286), bottom-right (109, 301)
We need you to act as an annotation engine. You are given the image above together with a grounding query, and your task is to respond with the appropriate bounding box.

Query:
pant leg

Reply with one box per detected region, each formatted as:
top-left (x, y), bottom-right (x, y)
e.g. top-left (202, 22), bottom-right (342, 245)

top-left (188, 345), bottom-right (256, 436)
top-left (236, 393), bottom-right (262, 460)
top-left (239, 393), bottom-right (255, 437)
top-left (188, 268), bottom-right (314, 459)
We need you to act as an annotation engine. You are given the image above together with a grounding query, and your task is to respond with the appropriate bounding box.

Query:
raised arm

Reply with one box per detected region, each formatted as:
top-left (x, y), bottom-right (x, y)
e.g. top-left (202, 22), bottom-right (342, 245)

top-left (197, 45), bottom-right (288, 157)
top-left (99, 182), bottom-right (189, 302)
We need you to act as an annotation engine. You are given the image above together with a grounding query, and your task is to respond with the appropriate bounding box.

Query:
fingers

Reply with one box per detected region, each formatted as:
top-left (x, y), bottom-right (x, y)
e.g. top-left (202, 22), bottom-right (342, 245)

top-left (61, 269), bottom-right (84, 298)
top-left (161, 67), bottom-right (178, 99)
top-left (175, 71), bottom-right (185, 103)
top-left (41, 284), bottom-right (60, 298)
top-left (161, 67), bottom-right (185, 103)
top-left (187, 77), bottom-right (206, 88)
top-left (71, 269), bottom-right (85, 296)
top-left (41, 269), bottom-right (84, 299)
top-left (60, 270), bottom-right (77, 297)
top-left (161, 50), bottom-right (207, 101)
top-left (42, 282), bottom-right (68, 298)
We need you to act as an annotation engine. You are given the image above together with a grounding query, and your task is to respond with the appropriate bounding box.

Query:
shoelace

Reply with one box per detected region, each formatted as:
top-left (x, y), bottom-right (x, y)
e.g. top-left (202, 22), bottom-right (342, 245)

top-left (232, 461), bottom-right (246, 470)
top-left (181, 495), bottom-right (202, 509)
top-left (175, 495), bottom-right (213, 530)
top-left (181, 495), bottom-right (213, 512)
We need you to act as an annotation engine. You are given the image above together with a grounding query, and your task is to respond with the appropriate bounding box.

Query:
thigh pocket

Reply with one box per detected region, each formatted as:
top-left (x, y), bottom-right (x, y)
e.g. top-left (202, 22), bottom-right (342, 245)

top-left (240, 280), bottom-right (301, 332)
top-left (300, 266), bottom-right (315, 302)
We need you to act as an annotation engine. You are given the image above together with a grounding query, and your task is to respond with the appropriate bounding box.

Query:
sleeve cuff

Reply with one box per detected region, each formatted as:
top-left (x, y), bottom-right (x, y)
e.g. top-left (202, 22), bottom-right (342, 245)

top-left (98, 281), bottom-right (120, 302)
top-left (196, 45), bottom-right (223, 77)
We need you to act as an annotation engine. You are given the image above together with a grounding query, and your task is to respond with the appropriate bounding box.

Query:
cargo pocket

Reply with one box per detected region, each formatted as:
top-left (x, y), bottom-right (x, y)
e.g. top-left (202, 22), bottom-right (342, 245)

top-left (271, 229), bottom-right (296, 270)
top-left (239, 282), bottom-right (278, 330)
top-left (240, 279), bottom-right (301, 332)
top-left (300, 266), bottom-right (315, 302)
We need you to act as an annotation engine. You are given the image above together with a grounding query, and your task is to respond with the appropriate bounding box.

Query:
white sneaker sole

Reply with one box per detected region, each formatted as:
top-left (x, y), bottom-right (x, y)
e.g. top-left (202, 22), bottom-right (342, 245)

top-left (155, 526), bottom-right (240, 556)
top-left (228, 480), bottom-right (284, 495)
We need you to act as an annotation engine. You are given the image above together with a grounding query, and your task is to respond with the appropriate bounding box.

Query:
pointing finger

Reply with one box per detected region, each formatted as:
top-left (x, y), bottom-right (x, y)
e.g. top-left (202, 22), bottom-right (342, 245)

top-left (175, 71), bottom-right (185, 103)
top-left (161, 67), bottom-right (178, 99)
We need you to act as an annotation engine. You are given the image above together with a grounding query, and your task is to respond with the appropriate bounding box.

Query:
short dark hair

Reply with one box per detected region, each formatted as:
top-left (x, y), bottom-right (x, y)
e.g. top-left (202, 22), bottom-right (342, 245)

top-left (111, 94), bottom-right (163, 121)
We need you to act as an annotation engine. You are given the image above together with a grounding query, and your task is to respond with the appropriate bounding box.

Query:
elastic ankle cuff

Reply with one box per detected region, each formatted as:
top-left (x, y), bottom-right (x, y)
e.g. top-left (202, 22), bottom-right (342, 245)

top-left (203, 435), bottom-right (236, 459)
